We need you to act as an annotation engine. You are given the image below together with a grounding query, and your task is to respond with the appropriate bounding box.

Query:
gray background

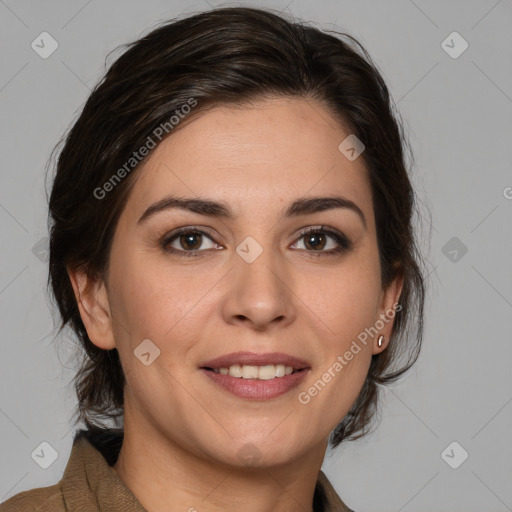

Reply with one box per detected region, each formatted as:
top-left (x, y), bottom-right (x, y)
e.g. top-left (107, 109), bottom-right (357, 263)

top-left (1, 0), bottom-right (511, 511)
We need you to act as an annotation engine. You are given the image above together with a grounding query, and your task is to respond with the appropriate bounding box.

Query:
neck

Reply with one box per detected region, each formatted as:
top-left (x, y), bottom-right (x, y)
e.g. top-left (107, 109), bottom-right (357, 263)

top-left (112, 405), bottom-right (328, 512)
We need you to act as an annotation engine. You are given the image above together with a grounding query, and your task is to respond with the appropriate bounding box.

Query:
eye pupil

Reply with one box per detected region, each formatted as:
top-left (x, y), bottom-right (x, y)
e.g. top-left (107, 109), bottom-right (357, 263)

top-left (181, 233), bottom-right (202, 250)
top-left (305, 232), bottom-right (325, 250)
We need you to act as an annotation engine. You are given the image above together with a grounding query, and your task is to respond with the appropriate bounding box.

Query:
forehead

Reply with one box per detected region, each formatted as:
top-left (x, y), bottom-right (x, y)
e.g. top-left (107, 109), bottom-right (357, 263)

top-left (123, 96), bottom-right (373, 224)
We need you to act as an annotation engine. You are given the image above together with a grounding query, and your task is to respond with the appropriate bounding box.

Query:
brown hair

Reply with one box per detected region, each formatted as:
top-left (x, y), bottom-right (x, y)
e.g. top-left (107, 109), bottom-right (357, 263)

top-left (47, 6), bottom-right (426, 448)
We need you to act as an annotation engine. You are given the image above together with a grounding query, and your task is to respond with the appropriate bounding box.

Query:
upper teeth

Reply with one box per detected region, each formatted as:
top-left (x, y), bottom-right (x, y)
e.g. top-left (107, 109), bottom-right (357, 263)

top-left (212, 364), bottom-right (296, 380)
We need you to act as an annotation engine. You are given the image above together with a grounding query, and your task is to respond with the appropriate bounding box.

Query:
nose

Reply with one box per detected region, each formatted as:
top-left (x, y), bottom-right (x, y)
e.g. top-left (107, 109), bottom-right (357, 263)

top-left (221, 245), bottom-right (296, 331)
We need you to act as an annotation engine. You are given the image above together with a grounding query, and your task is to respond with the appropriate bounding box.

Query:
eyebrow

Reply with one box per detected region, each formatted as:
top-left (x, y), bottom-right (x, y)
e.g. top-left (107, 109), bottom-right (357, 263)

top-left (137, 194), bottom-right (367, 229)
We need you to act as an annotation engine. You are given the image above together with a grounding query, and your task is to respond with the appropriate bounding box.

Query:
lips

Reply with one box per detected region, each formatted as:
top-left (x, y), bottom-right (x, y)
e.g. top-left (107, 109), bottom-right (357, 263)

top-left (201, 367), bottom-right (309, 399)
top-left (199, 352), bottom-right (311, 400)
top-left (199, 351), bottom-right (311, 371)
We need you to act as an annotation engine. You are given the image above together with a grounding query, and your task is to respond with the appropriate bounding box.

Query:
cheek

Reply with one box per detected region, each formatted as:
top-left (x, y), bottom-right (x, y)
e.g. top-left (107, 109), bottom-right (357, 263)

top-left (107, 251), bottom-right (216, 387)
top-left (108, 247), bottom-right (194, 338)
top-left (295, 256), bottom-right (380, 409)
top-left (106, 259), bottom-right (204, 415)
top-left (298, 260), bottom-right (381, 344)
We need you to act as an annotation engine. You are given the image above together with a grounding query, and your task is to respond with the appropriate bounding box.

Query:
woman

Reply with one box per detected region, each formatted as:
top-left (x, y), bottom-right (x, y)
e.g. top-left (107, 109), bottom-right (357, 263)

top-left (0, 6), bottom-right (426, 512)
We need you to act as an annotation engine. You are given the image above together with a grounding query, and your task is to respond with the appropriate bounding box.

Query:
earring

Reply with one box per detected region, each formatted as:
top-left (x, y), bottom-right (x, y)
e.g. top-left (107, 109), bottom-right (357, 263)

top-left (377, 335), bottom-right (385, 348)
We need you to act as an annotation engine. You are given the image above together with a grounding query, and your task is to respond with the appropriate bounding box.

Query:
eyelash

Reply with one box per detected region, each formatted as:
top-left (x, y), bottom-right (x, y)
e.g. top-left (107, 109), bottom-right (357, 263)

top-left (160, 225), bottom-right (351, 259)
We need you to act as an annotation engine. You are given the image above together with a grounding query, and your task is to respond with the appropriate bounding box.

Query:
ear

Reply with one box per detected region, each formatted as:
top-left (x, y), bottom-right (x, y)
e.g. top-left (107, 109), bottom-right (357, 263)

top-left (67, 265), bottom-right (116, 350)
top-left (372, 272), bottom-right (404, 355)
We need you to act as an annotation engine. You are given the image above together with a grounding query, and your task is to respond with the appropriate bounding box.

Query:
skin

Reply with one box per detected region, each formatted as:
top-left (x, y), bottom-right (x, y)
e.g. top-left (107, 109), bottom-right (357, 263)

top-left (68, 96), bottom-right (402, 512)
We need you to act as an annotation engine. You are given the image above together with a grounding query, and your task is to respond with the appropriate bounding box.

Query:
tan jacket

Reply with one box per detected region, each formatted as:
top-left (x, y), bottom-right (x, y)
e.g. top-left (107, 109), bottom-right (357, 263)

top-left (0, 429), bottom-right (355, 512)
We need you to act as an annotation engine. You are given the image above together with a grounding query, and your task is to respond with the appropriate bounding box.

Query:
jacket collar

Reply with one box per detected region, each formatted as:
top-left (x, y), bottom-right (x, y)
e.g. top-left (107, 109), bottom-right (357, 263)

top-left (60, 428), bottom-right (145, 511)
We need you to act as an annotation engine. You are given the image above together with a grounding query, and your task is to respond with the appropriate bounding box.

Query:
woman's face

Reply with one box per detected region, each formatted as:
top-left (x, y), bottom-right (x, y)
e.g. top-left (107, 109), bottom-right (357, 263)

top-left (72, 96), bottom-right (402, 468)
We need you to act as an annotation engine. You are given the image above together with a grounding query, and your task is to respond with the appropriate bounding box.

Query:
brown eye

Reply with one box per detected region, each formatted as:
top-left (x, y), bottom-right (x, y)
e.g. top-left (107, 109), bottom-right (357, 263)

top-left (293, 226), bottom-right (351, 256)
top-left (177, 232), bottom-right (203, 250)
top-left (161, 227), bottom-right (218, 257)
top-left (303, 231), bottom-right (327, 250)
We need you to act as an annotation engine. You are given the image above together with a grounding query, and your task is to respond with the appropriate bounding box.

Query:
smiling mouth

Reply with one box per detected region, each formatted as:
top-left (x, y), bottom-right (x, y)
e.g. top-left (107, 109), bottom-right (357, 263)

top-left (201, 364), bottom-right (305, 380)
top-left (200, 364), bottom-right (310, 400)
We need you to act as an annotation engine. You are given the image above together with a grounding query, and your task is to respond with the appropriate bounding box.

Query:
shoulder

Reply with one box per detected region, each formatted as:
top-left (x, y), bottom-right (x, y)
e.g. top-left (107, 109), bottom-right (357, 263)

top-left (1, 426), bottom-right (125, 512)
top-left (0, 483), bottom-right (66, 512)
